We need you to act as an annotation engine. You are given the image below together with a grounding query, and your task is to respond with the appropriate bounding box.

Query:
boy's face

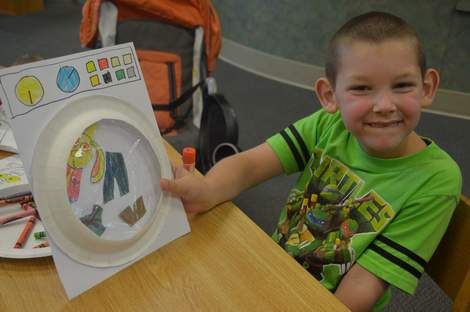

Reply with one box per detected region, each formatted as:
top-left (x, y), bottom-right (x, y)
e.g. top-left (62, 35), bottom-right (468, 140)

top-left (318, 39), bottom-right (438, 158)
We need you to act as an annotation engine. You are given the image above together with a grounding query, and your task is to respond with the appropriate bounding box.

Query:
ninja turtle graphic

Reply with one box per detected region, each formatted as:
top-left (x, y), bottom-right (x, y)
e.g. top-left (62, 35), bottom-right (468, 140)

top-left (275, 170), bottom-right (375, 280)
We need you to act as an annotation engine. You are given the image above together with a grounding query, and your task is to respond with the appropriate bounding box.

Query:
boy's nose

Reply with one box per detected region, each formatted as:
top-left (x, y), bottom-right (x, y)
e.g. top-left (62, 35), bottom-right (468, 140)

top-left (373, 92), bottom-right (397, 113)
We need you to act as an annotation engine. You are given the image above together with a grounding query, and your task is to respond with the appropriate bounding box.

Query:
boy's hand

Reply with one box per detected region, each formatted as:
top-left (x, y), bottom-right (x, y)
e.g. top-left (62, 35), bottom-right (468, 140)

top-left (160, 164), bottom-right (215, 215)
top-left (161, 143), bottom-right (283, 216)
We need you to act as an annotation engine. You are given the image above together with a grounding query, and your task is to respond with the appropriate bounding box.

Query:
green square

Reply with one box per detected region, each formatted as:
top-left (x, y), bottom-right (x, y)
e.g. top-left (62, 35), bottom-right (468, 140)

top-left (115, 69), bottom-right (125, 81)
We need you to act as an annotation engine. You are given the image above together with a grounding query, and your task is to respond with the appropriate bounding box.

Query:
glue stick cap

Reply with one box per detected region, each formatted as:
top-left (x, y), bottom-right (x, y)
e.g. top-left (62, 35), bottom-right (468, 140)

top-left (182, 147), bottom-right (196, 165)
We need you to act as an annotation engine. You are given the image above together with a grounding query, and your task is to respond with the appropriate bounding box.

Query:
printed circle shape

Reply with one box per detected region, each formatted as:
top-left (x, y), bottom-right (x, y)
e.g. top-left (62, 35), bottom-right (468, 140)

top-left (57, 66), bottom-right (80, 93)
top-left (15, 76), bottom-right (44, 106)
top-left (32, 95), bottom-right (171, 267)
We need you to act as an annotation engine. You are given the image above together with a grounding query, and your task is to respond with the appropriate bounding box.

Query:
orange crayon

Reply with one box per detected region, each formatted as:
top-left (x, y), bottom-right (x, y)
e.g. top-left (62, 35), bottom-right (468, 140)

top-left (14, 216), bottom-right (36, 248)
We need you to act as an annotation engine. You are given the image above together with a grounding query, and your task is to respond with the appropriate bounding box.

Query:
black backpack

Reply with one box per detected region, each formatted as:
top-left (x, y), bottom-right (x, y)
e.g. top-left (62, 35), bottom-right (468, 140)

top-left (196, 90), bottom-right (240, 173)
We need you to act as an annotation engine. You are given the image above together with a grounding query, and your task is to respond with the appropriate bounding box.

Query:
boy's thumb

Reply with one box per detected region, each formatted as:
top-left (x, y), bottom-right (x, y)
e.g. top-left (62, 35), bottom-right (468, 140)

top-left (160, 178), bottom-right (183, 196)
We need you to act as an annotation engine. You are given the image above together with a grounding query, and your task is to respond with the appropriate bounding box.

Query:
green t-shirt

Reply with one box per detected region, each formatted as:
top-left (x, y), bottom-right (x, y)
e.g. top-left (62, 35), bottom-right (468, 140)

top-left (267, 109), bottom-right (461, 309)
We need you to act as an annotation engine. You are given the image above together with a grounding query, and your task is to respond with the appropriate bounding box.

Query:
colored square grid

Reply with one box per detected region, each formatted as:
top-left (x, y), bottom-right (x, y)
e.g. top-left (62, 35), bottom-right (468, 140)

top-left (89, 74), bottom-right (100, 87)
top-left (126, 66), bottom-right (136, 78)
top-left (111, 56), bottom-right (121, 67)
top-left (86, 61), bottom-right (96, 73)
top-left (115, 69), bottom-right (125, 81)
top-left (98, 58), bottom-right (109, 70)
top-left (102, 71), bottom-right (112, 83)
top-left (123, 53), bottom-right (133, 65)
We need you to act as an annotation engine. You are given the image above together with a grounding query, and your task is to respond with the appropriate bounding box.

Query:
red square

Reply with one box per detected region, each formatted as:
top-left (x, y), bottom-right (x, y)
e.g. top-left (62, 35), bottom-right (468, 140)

top-left (98, 58), bottom-right (109, 70)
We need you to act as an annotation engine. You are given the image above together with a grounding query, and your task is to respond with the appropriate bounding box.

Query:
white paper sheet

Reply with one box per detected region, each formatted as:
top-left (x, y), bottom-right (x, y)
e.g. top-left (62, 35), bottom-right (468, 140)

top-left (0, 154), bottom-right (29, 197)
top-left (0, 43), bottom-right (190, 299)
top-left (53, 194), bottom-right (188, 299)
top-left (0, 109), bottom-right (18, 153)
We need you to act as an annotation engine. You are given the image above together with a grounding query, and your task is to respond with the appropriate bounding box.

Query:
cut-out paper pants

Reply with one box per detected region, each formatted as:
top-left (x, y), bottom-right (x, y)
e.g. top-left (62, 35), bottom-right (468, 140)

top-left (103, 152), bottom-right (129, 204)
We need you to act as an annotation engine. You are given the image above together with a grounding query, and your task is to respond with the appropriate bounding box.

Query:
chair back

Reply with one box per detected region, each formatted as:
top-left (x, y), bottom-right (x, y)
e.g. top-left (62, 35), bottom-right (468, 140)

top-left (427, 195), bottom-right (470, 311)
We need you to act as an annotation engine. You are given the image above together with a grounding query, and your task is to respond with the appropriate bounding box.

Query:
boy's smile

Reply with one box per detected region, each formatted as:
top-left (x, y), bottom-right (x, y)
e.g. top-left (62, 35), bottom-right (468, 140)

top-left (365, 121), bottom-right (402, 128)
top-left (319, 39), bottom-right (439, 158)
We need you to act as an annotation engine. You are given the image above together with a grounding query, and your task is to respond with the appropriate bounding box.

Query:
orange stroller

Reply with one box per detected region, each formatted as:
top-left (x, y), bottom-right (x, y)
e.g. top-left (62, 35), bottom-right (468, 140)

top-left (80, 0), bottom-right (240, 172)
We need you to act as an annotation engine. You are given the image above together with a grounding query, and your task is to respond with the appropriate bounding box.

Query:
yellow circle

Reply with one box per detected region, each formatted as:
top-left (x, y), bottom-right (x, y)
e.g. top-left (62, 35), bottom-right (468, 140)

top-left (15, 76), bottom-right (44, 106)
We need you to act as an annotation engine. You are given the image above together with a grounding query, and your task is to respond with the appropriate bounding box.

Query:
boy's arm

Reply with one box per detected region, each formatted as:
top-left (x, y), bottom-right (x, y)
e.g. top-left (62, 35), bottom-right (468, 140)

top-left (161, 143), bottom-right (283, 214)
top-left (206, 142), bottom-right (284, 205)
top-left (335, 263), bottom-right (388, 312)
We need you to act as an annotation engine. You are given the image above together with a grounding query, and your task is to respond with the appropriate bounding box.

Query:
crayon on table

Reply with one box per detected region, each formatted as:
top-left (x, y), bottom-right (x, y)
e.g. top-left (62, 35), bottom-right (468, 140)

top-left (33, 241), bottom-right (49, 248)
top-left (182, 147), bottom-right (196, 173)
top-left (21, 202), bottom-right (36, 211)
top-left (14, 216), bottom-right (37, 248)
top-left (0, 207), bottom-right (37, 225)
top-left (20, 197), bottom-right (35, 205)
top-left (0, 194), bottom-right (33, 207)
top-left (34, 231), bottom-right (47, 240)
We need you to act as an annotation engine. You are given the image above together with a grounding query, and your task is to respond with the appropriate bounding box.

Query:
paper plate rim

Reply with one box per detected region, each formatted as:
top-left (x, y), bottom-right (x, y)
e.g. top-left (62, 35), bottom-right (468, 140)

top-left (31, 95), bottom-right (171, 267)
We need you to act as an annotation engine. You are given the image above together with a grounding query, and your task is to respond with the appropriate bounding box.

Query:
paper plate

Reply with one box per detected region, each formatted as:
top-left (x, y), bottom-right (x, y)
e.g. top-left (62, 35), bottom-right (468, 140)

top-left (0, 203), bottom-right (51, 258)
top-left (32, 95), bottom-right (171, 267)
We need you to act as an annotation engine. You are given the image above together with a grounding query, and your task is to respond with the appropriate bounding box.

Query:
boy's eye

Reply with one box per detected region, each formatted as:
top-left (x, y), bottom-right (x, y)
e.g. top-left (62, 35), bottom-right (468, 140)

top-left (348, 85), bottom-right (371, 93)
top-left (393, 82), bottom-right (416, 91)
top-left (351, 85), bottom-right (369, 91)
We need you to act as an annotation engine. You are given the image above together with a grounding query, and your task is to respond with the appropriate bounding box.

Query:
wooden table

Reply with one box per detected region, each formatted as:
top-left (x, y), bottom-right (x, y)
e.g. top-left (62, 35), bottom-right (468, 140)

top-left (0, 141), bottom-right (349, 311)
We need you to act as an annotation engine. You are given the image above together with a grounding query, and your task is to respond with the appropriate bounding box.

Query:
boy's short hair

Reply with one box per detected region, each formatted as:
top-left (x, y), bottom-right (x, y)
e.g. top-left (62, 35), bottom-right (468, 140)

top-left (325, 11), bottom-right (426, 87)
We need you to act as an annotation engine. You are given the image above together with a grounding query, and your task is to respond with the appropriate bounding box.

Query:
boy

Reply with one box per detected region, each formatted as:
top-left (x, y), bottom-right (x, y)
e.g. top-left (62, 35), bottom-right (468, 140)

top-left (160, 11), bottom-right (462, 311)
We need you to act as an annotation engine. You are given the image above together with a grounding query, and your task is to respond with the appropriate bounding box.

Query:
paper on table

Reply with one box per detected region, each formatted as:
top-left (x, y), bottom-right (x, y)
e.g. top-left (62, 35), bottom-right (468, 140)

top-left (0, 109), bottom-right (18, 153)
top-left (0, 43), bottom-right (190, 299)
top-left (52, 193), bottom-right (188, 299)
top-left (0, 155), bottom-right (30, 198)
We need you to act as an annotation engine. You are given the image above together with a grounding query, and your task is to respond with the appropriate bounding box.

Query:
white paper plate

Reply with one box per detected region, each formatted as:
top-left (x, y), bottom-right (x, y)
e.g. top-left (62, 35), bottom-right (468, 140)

top-left (32, 95), bottom-right (171, 267)
top-left (0, 203), bottom-right (51, 258)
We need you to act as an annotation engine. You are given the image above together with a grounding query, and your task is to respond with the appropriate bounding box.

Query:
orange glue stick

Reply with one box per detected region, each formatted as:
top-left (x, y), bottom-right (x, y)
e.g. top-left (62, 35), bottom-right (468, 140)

top-left (14, 216), bottom-right (36, 248)
top-left (182, 147), bottom-right (196, 172)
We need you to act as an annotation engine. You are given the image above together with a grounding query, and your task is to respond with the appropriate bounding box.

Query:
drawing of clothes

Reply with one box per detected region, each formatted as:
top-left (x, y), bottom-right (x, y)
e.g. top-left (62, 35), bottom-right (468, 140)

top-left (80, 204), bottom-right (106, 236)
top-left (66, 165), bottom-right (82, 202)
top-left (103, 152), bottom-right (129, 204)
top-left (119, 196), bottom-right (147, 226)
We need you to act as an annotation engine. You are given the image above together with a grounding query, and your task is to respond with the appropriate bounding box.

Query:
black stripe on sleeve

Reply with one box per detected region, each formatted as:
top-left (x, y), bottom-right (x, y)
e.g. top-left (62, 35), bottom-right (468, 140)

top-left (288, 124), bottom-right (310, 164)
top-left (368, 244), bottom-right (422, 279)
top-left (280, 129), bottom-right (305, 171)
top-left (377, 234), bottom-right (427, 268)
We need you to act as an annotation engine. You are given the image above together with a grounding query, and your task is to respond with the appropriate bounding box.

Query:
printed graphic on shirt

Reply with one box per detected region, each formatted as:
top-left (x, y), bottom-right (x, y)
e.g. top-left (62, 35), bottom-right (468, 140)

top-left (273, 148), bottom-right (395, 288)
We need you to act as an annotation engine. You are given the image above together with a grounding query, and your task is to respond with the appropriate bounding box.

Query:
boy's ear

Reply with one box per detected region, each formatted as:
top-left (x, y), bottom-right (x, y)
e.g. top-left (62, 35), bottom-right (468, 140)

top-left (421, 68), bottom-right (440, 108)
top-left (314, 78), bottom-right (338, 113)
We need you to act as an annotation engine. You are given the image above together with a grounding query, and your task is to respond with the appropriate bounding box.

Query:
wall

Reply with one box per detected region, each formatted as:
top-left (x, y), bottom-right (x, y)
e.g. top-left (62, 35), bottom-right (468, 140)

top-left (211, 1), bottom-right (470, 195)
top-left (212, 0), bottom-right (470, 94)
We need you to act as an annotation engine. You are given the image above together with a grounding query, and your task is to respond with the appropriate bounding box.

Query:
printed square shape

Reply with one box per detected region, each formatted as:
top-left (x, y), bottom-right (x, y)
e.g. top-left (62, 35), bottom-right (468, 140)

top-left (89, 74), bottom-right (100, 87)
top-left (111, 57), bottom-right (121, 68)
top-left (86, 61), bottom-right (96, 73)
top-left (102, 71), bottom-right (112, 84)
top-left (115, 69), bottom-right (125, 81)
top-left (126, 66), bottom-right (136, 78)
top-left (123, 53), bottom-right (133, 65)
top-left (98, 58), bottom-right (109, 70)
